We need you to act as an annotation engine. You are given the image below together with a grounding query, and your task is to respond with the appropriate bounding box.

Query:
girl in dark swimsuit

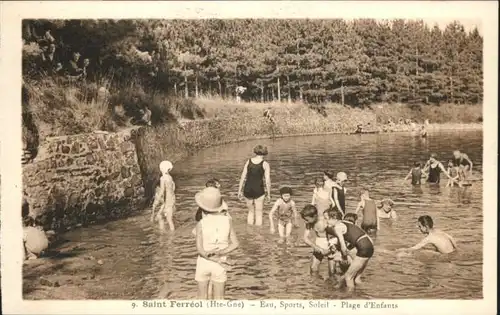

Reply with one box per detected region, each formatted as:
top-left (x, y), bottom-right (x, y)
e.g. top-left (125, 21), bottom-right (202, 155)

top-left (423, 153), bottom-right (455, 184)
top-left (331, 172), bottom-right (348, 217)
top-left (238, 145), bottom-right (271, 226)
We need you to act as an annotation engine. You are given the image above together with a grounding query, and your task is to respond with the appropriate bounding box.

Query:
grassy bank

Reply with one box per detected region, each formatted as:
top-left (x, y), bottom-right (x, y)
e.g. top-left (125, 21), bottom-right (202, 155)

top-left (23, 79), bottom-right (482, 198)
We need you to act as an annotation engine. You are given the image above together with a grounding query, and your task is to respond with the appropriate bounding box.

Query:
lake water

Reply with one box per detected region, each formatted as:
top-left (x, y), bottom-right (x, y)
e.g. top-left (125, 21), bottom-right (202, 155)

top-left (44, 130), bottom-right (483, 300)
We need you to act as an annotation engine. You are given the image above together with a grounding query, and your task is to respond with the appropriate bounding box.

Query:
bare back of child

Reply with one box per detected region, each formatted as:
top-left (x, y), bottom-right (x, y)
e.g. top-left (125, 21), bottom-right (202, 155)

top-left (355, 190), bottom-right (378, 234)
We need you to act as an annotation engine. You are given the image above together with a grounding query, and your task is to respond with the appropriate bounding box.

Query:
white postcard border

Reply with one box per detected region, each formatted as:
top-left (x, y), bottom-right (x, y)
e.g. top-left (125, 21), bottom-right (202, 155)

top-left (1, 1), bottom-right (497, 314)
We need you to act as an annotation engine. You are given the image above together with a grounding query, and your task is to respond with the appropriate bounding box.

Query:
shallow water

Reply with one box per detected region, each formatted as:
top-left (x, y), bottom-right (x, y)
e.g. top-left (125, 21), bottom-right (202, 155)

top-left (56, 130), bottom-right (483, 299)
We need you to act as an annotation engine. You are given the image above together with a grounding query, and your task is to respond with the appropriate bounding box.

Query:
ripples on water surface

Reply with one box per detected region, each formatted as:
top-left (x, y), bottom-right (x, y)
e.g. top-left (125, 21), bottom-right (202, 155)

top-left (63, 130), bottom-right (483, 300)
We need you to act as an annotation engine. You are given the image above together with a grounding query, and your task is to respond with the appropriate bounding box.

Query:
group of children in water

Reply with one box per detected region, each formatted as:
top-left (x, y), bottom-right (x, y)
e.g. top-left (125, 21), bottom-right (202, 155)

top-left (148, 144), bottom-right (467, 299)
top-left (404, 150), bottom-right (474, 187)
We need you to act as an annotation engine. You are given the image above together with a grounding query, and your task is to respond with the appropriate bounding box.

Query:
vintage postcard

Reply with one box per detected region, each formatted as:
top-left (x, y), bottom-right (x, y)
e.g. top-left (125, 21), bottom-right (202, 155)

top-left (1, 1), bottom-right (497, 314)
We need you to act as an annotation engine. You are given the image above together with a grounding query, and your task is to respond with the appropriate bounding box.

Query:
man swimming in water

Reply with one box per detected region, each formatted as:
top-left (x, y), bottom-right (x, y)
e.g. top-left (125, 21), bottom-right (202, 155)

top-left (397, 215), bottom-right (457, 254)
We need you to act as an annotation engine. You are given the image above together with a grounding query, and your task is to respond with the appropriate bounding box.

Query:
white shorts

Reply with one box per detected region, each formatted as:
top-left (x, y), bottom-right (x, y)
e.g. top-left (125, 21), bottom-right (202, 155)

top-left (195, 256), bottom-right (227, 283)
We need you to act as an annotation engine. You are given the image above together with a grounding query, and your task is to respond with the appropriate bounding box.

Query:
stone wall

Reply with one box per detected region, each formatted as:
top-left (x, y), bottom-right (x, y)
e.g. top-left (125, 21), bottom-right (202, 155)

top-left (23, 128), bottom-right (145, 230)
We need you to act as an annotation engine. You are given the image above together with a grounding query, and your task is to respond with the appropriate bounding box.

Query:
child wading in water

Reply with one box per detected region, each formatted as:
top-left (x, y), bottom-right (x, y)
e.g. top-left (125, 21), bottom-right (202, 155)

top-left (193, 179), bottom-right (229, 234)
top-left (355, 189), bottom-right (379, 234)
top-left (404, 162), bottom-right (425, 185)
top-left (311, 177), bottom-right (334, 219)
top-left (325, 215), bottom-right (375, 290)
top-left (397, 215), bottom-right (457, 254)
top-left (331, 172), bottom-right (348, 218)
top-left (445, 160), bottom-right (462, 187)
top-left (194, 179), bottom-right (226, 223)
top-left (195, 187), bottom-right (239, 300)
top-left (151, 160), bottom-right (176, 231)
top-left (269, 186), bottom-right (298, 244)
top-left (301, 205), bottom-right (343, 278)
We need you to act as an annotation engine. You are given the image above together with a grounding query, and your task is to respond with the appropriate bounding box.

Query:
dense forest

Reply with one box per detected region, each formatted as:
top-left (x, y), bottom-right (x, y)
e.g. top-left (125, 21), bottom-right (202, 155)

top-left (22, 19), bottom-right (483, 106)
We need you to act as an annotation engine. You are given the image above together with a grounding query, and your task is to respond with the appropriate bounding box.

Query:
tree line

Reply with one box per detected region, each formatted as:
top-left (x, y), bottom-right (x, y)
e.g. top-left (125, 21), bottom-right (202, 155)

top-left (22, 19), bottom-right (483, 106)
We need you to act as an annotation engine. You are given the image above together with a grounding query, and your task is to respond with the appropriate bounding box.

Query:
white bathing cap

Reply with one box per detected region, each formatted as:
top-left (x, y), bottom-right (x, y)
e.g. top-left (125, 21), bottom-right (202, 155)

top-left (159, 160), bottom-right (173, 174)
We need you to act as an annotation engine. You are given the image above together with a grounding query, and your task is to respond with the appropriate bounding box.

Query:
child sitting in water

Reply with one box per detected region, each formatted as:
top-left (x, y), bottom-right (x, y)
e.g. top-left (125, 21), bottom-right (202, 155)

top-left (301, 204), bottom-right (342, 278)
top-left (194, 187), bottom-right (239, 300)
top-left (404, 162), bottom-right (425, 185)
top-left (269, 186), bottom-right (298, 244)
top-left (151, 160), bottom-right (176, 231)
top-left (377, 198), bottom-right (397, 220)
top-left (311, 177), bottom-right (334, 219)
top-left (355, 189), bottom-right (380, 233)
top-left (397, 215), bottom-right (457, 254)
top-left (23, 216), bottom-right (49, 260)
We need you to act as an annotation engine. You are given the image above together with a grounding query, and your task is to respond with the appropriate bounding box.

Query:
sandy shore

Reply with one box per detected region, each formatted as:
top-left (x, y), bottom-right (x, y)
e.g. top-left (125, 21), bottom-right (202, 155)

top-left (421, 123), bottom-right (483, 131)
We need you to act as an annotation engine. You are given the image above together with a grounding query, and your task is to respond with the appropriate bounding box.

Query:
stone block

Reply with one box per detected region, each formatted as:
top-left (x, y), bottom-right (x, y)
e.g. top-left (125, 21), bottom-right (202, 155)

top-left (22, 129), bottom-right (146, 231)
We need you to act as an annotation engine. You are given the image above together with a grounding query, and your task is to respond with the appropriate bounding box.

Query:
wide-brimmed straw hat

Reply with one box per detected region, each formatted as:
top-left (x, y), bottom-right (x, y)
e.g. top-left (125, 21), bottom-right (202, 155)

top-left (159, 160), bottom-right (173, 173)
top-left (195, 187), bottom-right (227, 213)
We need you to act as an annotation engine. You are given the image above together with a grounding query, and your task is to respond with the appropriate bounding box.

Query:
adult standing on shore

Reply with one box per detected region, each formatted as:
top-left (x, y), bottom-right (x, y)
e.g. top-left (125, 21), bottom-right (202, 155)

top-left (423, 153), bottom-right (454, 184)
top-left (238, 145), bottom-right (271, 226)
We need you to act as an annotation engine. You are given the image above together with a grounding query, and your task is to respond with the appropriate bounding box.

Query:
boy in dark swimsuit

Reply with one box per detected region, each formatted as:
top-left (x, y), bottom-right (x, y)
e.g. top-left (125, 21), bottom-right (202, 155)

top-left (343, 213), bottom-right (358, 225)
top-left (325, 216), bottom-right (375, 290)
top-left (355, 189), bottom-right (379, 234)
top-left (404, 162), bottom-right (425, 185)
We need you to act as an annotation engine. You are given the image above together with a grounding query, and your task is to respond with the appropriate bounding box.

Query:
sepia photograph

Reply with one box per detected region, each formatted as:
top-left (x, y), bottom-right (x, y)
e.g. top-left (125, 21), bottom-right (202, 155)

top-left (1, 1), bottom-right (498, 314)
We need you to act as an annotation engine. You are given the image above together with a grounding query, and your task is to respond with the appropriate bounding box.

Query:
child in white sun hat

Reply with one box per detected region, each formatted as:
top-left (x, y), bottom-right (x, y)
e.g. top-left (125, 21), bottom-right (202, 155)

top-left (194, 186), bottom-right (239, 300)
top-left (151, 160), bottom-right (176, 231)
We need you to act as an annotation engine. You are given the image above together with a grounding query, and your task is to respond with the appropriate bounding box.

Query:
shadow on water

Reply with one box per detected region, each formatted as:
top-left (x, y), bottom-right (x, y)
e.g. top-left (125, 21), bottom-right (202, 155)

top-left (23, 130), bottom-right (483, 300)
